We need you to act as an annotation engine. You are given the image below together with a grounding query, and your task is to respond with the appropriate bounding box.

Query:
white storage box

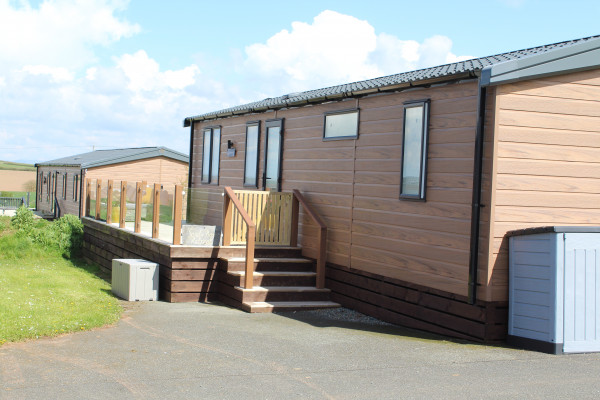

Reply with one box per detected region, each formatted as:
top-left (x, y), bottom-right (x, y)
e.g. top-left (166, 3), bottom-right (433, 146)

top-left (112, 259), bottom-right (159, 301)
top-left (508, 226), bottom-right (600, 354)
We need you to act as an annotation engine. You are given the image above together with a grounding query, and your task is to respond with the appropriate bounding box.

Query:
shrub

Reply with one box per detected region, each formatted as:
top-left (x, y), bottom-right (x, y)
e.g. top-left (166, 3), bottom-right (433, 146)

top-left (10, 206), bottom-right (34, 233)
top-left (9, 210), bottom-right (84, 259)
top-left (52, 214), bottom-right (84, 258)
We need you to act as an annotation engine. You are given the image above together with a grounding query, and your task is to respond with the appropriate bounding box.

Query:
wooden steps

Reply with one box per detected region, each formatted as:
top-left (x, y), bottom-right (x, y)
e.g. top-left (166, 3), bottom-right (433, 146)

top-left (242, 301), bottom-right (340, 313)
top-left (220, 251), bottom-right (340, 313)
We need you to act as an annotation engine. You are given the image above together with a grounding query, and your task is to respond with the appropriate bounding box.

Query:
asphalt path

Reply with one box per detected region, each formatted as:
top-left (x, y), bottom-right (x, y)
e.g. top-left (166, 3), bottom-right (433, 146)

top-left (2, 301), bottom-right (600, 399)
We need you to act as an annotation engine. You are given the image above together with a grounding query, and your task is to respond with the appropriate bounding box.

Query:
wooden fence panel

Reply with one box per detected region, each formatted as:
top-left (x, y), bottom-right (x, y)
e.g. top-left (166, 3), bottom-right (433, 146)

top-left (231, 190), bottom-right (293, 246)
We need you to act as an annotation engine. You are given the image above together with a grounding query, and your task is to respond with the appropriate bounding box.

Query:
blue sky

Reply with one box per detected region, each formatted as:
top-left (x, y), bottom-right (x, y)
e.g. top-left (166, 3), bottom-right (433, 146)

top-left (0, 0), bottom-right (598, 164)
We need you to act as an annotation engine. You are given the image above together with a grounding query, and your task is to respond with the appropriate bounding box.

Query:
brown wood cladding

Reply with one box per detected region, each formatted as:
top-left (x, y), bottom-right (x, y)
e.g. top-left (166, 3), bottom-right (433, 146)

top-left (37, 166), bottom-right (82, 216)
top-left (81, 218), bottom-right (218, 302)
top-left (191, 81), bottom-right (480, 297)
top-left (37, 157), bottom-right (188, 219)
top-left (487, 69), bottom-right (600, 302)
top-left (326, 263), bottom-right (507, 342)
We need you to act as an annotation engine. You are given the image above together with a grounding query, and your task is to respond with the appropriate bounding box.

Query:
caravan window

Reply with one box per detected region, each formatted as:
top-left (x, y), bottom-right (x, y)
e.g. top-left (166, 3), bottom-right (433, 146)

top-left (400, 100), bottom-right (430, 200)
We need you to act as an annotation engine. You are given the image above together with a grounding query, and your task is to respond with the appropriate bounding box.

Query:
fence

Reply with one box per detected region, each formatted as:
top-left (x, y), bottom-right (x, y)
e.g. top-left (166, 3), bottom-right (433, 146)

top-left (84, 179), bottom-right (185, 245)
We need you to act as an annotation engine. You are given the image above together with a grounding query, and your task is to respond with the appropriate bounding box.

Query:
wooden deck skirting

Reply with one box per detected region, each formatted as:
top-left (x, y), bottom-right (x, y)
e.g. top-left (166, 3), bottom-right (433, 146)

top-left (325, 263), bottom-right (508, 342)
top-left (82, 217), bottom-right (506, 342)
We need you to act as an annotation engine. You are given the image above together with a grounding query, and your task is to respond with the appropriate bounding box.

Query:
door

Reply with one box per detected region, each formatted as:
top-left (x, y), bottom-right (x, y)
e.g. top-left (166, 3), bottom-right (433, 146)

top-left (263, 119), bottom-right (283, 191)
top-left (563, 233), bottom-right (600, 353)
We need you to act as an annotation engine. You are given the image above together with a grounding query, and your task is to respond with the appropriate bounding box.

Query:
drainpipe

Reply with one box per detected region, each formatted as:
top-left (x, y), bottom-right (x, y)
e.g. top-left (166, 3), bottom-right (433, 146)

top-left (187, 122), bottom-right (194, 189)
top-left (467, 79), bottom-right (488, 305)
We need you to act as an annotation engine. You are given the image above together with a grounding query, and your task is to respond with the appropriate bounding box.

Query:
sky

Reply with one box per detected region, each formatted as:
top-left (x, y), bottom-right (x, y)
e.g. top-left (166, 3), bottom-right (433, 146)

top-left (0, 0), bottom-right (598, 164)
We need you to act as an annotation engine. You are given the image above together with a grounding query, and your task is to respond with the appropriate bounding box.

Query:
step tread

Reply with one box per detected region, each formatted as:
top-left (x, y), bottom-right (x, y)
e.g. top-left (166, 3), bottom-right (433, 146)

top-left (244, 301), bottom-right (340, 309)
top-left (235, 286), bottom-right (330, 293)
top-left (228, 271), bottom-right (316, 277)
top-left (226, 257), bottom-right (313, 263)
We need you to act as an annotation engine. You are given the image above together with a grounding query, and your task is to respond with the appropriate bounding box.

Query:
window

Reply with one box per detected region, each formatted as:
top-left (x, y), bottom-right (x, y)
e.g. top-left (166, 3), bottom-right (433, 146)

top-left (46, 172), bottom-right (51, 201)
top-left (244, 121), bottom-right (260, 187)
top-left (323, 109), bottom-right (359, 140)
top-left (73, 174), bottom-right (79, 201)
top-left (38, 172), bottom-right (43, 200)
top-left (62, 173), bottom-right (68, 199)
top-left (400, 100), bottom-right (430, 200)
top-left (201, 126), bottom-right (221, 184)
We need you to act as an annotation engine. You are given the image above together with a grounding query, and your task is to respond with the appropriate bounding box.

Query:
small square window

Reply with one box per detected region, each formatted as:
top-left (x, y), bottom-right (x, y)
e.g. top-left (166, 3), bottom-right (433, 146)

top-left (323, 109), bottom-right (359, 140)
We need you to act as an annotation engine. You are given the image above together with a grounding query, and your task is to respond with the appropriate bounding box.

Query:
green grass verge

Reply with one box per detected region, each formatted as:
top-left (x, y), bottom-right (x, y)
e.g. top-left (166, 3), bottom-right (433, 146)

top-left (0, 160), bottom-right (35, 171)
top-left (0, 216), bottom-right (122, 345)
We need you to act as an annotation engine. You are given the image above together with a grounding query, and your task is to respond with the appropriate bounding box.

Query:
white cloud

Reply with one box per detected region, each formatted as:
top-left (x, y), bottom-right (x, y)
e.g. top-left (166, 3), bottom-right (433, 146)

top-left (244, 10), bottom-right (380, 93)
top-left (0, 0), bottom-right (140, 72)
top-left (242, 10), bottom-right (473, 96)
top-left (21, 65), bottom-right (74, 83)
top-left (0, 6), bottom-right (474, 164)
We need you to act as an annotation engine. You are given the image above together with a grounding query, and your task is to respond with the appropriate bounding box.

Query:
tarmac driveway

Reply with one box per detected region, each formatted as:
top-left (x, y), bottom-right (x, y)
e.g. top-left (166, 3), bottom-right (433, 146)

top-left (2, 301), bottom-right (600, 399)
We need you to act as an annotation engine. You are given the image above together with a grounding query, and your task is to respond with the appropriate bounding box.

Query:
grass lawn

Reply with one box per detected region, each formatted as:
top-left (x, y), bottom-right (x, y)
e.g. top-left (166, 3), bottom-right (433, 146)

top-left (0, 216), bottom-right (122, 345)
top-left (0, 160), bottom-right (35, 171)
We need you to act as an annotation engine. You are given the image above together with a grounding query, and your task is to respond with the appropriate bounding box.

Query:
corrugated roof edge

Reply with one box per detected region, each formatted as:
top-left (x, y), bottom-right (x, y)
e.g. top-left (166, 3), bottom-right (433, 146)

top-left (183, 34), bottom-right (600, 127)
top-left (35, 146), bottom-right (189, 168)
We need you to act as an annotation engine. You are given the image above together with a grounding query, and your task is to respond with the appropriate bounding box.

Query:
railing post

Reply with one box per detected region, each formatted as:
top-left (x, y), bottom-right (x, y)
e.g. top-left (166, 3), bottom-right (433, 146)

top-left (290, 195), bottom-right (299, 247)
top-left (134, 182), bottom-right (142, 233)
top-left (172, 185), bottom-right (183, 245)
top-left (85, 179), bottom-right (91, 217)
top-left (245, 227), bottom-right (256, 289)
top-left (119, 181), bottom-right (127, 228)
top-left (152, 183), bottom-right (160, 239)
top-left (222, 194), bottom-right (232, 246)
top-left (95, 179), bottom-right (102, 220)
top-left (316, 227), bottom-right (327, 289)
top-left (292, 190), bottom-right (327, 289)
top-left (106, 180), bottom-right (113, 224)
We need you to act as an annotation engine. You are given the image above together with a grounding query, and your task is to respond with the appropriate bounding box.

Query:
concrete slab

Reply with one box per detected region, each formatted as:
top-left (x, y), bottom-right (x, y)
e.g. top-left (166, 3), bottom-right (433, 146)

top-left (1, 302), bottom-right (600, 399)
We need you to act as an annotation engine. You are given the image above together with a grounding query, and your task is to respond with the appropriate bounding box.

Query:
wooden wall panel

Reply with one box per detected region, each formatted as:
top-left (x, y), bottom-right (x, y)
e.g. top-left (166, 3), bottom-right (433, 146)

top-left (85, 157), bottom-right (188, 188)
top-left (489, 69), bottom-right (600, 302)
top-left (190, 81), bottom-right (480, 297)
top-left (36, 166), bottom-right (82, 217)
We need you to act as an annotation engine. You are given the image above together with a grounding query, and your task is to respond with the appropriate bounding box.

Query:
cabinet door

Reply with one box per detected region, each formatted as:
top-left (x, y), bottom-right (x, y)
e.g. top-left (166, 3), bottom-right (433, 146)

top-left (563, 233), bottom-right (600, 353)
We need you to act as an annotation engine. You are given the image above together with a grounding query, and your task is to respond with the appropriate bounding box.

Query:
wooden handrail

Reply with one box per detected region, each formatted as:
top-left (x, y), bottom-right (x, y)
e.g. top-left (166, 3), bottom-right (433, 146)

top-left (223, 187), bottom-right (256, 289)
top-left (292, 189), bottom-right (327, 289)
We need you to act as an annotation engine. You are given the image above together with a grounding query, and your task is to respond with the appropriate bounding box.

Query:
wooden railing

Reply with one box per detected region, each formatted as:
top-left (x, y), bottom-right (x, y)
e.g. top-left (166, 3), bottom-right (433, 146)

top-left (231, 190), bottom-right (293, 246)
top-left (222, 187), bottom-right (328, 290)
top-left (292, 190), bottom-right (327, 289)
top-left (222, 187), bottom-right (256, 289)
top-left (84, 178), bottom-right (184, 245)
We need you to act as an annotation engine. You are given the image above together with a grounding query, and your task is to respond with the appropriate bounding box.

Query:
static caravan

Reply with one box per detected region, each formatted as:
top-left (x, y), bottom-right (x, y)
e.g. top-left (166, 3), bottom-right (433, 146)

top-left (36, 147), bottom-right (189, 219)
top-left (179, 35), bottom-right (600, 342)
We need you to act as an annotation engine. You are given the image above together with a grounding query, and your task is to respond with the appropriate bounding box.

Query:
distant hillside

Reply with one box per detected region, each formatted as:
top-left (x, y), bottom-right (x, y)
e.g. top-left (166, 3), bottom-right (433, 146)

top-left (0, 160), bottom-right (36, 171)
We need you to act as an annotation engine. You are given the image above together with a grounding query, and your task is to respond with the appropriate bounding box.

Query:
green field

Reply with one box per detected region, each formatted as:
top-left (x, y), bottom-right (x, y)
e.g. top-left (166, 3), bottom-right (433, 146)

top-left (0, 214), bottom-right (122, 345)
top-left (0, 160), bottom-right (35, 171)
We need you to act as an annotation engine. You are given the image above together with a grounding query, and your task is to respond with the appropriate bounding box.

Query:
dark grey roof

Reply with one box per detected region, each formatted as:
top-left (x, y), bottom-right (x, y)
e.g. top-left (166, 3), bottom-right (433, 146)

top-left (184, 35), bottom-right (600, 126)
top-left (35, 147), bottom-right (189, 168)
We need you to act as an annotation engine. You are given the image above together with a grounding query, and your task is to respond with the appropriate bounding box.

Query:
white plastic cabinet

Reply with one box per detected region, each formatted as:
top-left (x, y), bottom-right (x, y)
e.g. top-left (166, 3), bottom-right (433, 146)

top-left (112, 259), bottom-right (159, 301)
top-left (508, 227), bottom-right (600, 354)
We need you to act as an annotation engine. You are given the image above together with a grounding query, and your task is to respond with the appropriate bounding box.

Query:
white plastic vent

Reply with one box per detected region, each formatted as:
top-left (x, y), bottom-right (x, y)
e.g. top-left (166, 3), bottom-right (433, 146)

top-left (112, 259), bottom-right (159, 301)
